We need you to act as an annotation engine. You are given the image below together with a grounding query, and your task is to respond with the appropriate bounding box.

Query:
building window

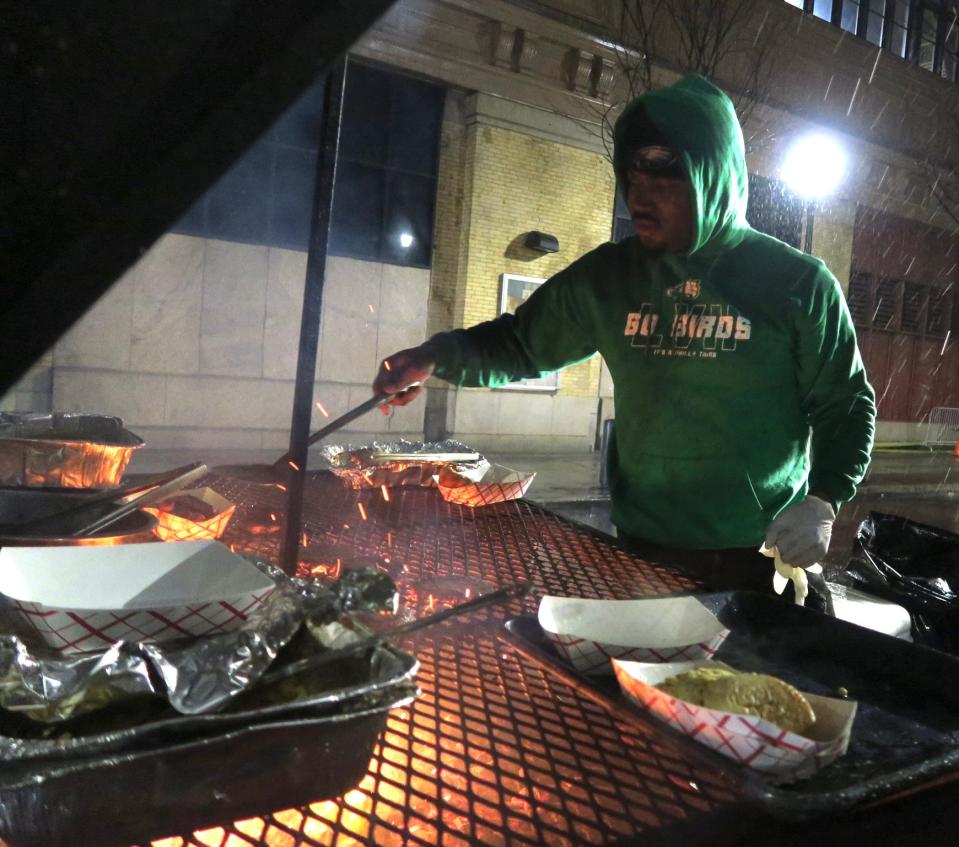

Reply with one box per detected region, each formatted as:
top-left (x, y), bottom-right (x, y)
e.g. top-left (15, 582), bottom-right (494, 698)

top-left (848, 272), bottom-right (954, 337)
top-left (332, 62), bottom-right (445, 268)
top-left (170, 62), bottom-right (445, 268)
top-left (842, 0), bottom-right (862, 32)
top-left (866, 0), bottom-right (887, 43)
top-left (890, 0), bottom-right (912, 56)
top-left (813, 0), bottom-right (834, 21)
top-left (785, 0), bottom-right (956, 80)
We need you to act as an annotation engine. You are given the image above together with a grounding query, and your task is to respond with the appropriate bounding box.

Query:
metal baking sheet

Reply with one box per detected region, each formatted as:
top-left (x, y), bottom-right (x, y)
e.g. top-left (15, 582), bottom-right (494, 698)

top-left (503, 590), bottom-right (959, 821)
top-left (0, 689), bottom-right (416, 847)
top-left (0, 638), bottom-right (418, 763)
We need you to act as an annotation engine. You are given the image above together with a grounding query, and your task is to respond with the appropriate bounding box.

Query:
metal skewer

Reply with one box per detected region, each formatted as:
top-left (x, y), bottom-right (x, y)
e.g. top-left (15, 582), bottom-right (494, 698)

top-left (259, 580), bottom-right (532, 687)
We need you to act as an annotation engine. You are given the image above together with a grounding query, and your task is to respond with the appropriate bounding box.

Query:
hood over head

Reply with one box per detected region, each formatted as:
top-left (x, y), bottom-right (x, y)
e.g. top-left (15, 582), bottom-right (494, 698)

top-left (613, 74), bottom-right (750, 256)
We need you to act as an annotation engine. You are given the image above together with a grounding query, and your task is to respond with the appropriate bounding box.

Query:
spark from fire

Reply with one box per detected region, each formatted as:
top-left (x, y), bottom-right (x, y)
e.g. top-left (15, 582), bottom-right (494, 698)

top-left (387, 530), bottom-right (393, 547)
top-left (343, 523), bottom-right (350, 530)
top-left (275, 483), bottom-right (287, 492)
top-left (381, 485), bottom-right (390, 502)
top-left (358, 502), bottom-right (368, 521)
top-left (465, 588), bottom-right (472, 599)
top-left (301, 531), bottom-right (308, 546)
top-left (368, 303), bottom-right (375, 313)
top-left (427, 594), bottom-right (435, 612)
top-left (288, 460), bottom-right (300, 471)
top-left (942, 331), bottom-right (951, 356)
top-left (315, 400), bottom-right (330, 417)
top-left (270, 513), bottom-right (277, 521)
top-left (383, 360), bottom-right (392, 371)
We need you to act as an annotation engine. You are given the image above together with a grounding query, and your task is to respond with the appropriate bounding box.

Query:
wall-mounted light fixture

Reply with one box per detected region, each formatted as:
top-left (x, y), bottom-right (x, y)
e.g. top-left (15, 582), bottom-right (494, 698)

top-left (524, 231), bottom-right (560, 253)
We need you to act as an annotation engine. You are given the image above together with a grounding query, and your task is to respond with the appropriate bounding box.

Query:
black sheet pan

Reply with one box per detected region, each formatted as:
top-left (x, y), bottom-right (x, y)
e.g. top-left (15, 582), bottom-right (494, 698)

top-left (503, 590), bottom-right (959, 821)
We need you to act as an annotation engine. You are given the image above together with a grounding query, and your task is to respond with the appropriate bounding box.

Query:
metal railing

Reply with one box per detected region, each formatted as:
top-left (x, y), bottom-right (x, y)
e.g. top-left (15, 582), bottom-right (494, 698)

top-left (923, 407), bottom-right (959, 447)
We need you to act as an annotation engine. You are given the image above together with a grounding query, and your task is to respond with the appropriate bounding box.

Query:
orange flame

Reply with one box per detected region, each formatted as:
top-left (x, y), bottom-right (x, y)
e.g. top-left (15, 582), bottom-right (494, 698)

top-left (381, 485), bottom-right (390, 502)
top-left (315, 400), bottom-right (330, 417)
top-left (358, 502), bottom-right (367, 521)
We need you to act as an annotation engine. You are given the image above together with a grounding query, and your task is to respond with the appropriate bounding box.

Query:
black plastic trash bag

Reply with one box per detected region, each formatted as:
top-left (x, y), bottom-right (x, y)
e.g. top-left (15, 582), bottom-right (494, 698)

top-left (845, 512), bottom-right (959, 653)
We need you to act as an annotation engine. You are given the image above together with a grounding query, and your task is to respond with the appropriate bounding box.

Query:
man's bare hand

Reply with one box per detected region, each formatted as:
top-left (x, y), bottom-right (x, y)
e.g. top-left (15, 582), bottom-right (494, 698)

top-left (373, 345), bottom-right (437, 413)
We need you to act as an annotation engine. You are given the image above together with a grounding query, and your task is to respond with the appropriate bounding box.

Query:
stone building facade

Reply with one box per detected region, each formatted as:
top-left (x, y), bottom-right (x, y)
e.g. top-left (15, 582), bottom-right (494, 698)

top-left (5, 0), bottom-right (957, 455)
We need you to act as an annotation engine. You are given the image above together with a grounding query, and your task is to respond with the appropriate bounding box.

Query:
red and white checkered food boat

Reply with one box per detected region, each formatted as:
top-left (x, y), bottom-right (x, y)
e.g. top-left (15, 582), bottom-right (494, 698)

top-left (0, 540), bottom-right (275, 655)
top-left (539, 595), bottom-right (730, 676)
top-left (613, 659), bottom-right (857, 782)
top-left (436, 464), bottom-right (535, 507)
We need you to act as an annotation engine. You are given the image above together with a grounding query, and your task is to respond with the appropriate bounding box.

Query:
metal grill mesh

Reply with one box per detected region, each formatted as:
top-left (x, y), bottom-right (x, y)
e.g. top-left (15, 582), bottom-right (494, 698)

top-left (142, 472), bottom-right (735, 847)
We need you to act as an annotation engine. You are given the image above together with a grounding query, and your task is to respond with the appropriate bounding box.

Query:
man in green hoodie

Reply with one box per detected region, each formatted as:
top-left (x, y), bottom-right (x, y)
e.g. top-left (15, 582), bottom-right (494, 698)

top-left (372, 75), bottom-right (876, 612)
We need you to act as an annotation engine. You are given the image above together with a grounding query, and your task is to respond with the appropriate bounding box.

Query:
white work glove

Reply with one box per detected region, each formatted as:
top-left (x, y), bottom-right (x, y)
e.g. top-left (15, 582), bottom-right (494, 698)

top-left (763, 495), bottom-right (836, 570)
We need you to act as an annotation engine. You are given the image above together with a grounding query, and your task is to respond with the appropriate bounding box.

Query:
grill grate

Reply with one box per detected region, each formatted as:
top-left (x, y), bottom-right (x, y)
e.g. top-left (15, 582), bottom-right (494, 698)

top-left (140, 472), bottom-right (738, 847)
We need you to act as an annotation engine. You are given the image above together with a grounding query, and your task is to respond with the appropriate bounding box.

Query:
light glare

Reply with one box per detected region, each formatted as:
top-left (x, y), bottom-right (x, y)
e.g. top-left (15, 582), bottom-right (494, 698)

top-left (781, 133), bottom-right (847, 199)
top-left (399, 232), bottom-right (414, 248)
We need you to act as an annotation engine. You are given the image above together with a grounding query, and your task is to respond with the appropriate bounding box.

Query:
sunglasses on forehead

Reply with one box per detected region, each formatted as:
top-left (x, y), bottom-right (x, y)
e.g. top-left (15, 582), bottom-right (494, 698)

top-left (628, 145), bottom-right (684, 178)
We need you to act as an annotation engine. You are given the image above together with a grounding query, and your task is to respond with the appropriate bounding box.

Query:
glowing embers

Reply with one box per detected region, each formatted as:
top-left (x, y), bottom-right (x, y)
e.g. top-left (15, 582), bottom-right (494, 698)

top-left (398, 575), bottom-right (496, 623)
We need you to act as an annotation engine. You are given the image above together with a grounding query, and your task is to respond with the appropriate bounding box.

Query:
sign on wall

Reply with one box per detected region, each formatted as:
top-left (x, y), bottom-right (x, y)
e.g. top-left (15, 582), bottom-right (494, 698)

top-left (497, 273), bottom-right (560, 393)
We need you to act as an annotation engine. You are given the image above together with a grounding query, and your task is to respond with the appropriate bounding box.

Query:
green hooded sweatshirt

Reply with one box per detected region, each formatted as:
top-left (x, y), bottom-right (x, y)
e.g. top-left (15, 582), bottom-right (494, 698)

top-left (427, 74), bottom-right (876, 549)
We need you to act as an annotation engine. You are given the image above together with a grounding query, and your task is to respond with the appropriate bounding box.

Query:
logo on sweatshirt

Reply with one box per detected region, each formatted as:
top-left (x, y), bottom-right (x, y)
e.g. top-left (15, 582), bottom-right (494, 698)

top-left (624, 303), bottom-right (751, 357)
top-left (665, 279), bottom-right (701, 302)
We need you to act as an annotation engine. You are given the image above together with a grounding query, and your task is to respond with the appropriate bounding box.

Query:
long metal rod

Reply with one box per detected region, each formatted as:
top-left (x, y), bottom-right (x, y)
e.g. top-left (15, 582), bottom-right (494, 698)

top-left (259, 581), bottom-right (532, 686)
top-left (274, 393), bottom-right (395, 468)
top-left (279, 58), bottom-right (348, 575)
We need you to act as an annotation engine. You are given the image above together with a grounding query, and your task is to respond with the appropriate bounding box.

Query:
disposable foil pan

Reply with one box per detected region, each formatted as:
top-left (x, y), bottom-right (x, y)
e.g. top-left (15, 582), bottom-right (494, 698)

top-left (0, 563), bottom-right (399, 735)
top-left (0, 413), bottom-right (143, 489)
top-left (0, 636), bottom-right (418, 763)
top-left (0, 687), bottom-right (416, 847)
top-left (319, 439), bottom-right (488, 489)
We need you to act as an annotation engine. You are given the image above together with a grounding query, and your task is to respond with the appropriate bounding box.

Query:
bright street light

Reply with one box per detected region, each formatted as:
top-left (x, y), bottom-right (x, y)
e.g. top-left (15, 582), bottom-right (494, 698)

top-left (398, 232), bottom-right (414, 249)
top-left (781, 132), bottom-right (848, 200)
top-left (781, 132), bottom-right (847, 253)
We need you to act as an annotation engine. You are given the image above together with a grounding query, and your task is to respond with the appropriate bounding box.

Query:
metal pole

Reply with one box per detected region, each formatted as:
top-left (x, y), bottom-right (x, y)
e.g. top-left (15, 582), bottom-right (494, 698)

top-left (803, 202), bottom-right (814, 254)
top-left (279, 57), bottom-right (347, 575)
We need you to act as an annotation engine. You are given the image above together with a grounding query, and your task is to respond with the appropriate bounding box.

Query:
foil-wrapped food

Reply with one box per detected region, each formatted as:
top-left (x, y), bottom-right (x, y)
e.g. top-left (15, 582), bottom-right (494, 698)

top-left (0, 562), bottom-right (411, 762)
top-left (0, 412), bottom-right (143, 489)
top-left (319, 439), bottom-right (489, 490)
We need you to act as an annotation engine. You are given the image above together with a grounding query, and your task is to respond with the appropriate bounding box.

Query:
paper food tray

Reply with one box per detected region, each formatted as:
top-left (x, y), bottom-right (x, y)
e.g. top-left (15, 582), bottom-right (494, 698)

top-left (613, 658), bottom-right (857, 782)
top-left (436, 463), bottom-right (535, 507)
top-left (143, 486), bottom-right (236, 542)
top-left (0, 541), bottom-right (275, 654)
top-left (538, 595), bottom-right (729, 676)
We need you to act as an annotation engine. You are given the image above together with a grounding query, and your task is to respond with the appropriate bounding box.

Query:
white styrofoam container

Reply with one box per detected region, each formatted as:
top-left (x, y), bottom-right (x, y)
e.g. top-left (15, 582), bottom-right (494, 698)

top-left (0, 540), bottom-right (275, 654)
top-left (538, 595), bottom-right (729, 676)
top-left (613, 659), bottom-right (857, 782)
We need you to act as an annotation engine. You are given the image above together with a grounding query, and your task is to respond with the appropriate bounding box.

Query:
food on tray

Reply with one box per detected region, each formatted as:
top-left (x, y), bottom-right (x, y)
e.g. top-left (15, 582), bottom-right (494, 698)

top-left (658, 668), bottom-right (816, 734)
top-left (153, 494), bottom-right (217, 522)
top-left (437, 466), bottom-right (470, 488)
top-left (657, 665), bottom-right (735, 702)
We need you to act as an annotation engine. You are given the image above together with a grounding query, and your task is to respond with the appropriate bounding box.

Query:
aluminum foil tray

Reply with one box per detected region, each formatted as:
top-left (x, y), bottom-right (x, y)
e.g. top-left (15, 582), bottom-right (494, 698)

top-left (0, 688), bottom-right (416, 847)
top-left (318, 439), bottom-right (487, 489)
top-left (0, 637), bottom-right (417, 764)
top-left (0, 412), bottom-right (143, 489)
